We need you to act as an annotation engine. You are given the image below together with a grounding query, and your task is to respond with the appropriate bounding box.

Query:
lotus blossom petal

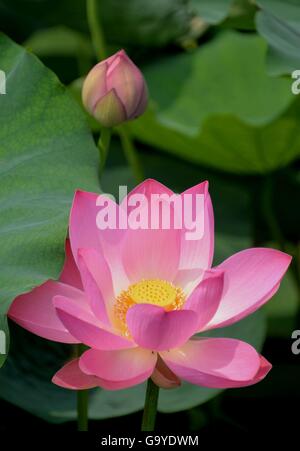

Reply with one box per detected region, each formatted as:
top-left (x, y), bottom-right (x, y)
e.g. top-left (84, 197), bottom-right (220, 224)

top-left (106, 51), bottom-right (144, 117)
top-left (172, 268), bottom-right (204, 297)
top-left (77, 249), bottom-right (113, 325)
top-left (54, 295), bottom-right (134, 350)
top-left (205, 248), bottom-right (292, 330)
top-left (79, 348), bottom-right (157, 390)
top-left (122, 178), bottom-right (173, 204)
top-left (69, 190), bottom-right (102, 263)
top-left (59, 239), bottom-right (83, 290)
top-left (160, 338), bottom-right (266, 388)
top-left (126, 304), bottom-right (198, 351)
top-left (93, 89), bottom-right (127, 127)
top-left (8, 281), bottom-right (84, 343)
top-left (185, 270), bottom-right (224, 331)
top-left (179, 182), bottom-right (214, 270)
top-left (70, 190), bottom-right (129, 294)
top-left (122, 219), bottom-right (181, 284)
top-left (151, 356), bottom-right (181, 389)
top-left (52, 358), bottom-right (100, 390)
top-left (82, 61), bottom-right (108, 114)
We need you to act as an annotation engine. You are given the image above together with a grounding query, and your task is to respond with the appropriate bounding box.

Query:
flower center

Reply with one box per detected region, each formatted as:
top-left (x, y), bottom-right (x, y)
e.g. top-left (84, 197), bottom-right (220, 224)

top-left (113, 279), bottom-right (185, 336)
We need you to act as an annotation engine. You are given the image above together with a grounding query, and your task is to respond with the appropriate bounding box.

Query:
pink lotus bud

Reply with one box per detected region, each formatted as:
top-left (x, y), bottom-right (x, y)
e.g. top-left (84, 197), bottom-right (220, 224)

top-left (82, 50), bottom-right (148, 127)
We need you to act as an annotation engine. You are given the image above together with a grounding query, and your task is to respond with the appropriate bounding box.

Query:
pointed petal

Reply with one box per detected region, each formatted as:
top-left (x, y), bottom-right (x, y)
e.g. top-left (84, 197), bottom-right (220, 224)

top-left (179, 181), bottom-right (214, 270)
top-left (121, 181), bottom-right (181, 282)
top-left (206, 248), bottom-right (292, 330)
top-left (52, 358), bottom-right (100, 390)
top-left (107, 52), bottom-right (145, 117)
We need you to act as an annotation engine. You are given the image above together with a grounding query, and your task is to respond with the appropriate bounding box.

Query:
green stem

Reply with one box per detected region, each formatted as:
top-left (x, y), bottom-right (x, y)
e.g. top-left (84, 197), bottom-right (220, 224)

top-left (77, 389), bottom-right (89, 432)
top-left (98, 127), bottom-right (111, 174)
top-left (141, 378), bottom-right (159, 432)
top-left (86, 0), bottom-right (107, 60)
top-left (118, 125), bottom-right (145, 183)
top-left (86, 0), bottom-right (145, 183)
top-left (75, 344), bottom-right (89, 431)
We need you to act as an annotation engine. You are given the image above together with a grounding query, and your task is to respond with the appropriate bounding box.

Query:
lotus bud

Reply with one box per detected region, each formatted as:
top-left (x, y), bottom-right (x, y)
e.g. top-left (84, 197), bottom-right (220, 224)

top-left (82, 50), bottom-right (148, 127)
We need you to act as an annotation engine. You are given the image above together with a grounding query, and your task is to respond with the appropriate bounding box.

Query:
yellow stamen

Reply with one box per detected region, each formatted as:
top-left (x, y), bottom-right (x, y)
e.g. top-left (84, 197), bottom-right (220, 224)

top-left (113, 279), bottom-right (185, 336)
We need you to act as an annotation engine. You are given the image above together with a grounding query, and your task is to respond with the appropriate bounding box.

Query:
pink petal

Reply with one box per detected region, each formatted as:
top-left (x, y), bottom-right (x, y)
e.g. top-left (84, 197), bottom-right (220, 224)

top-left (59, 239), bottom-right (83, 290)
top-left (54, 295), bottom-right (134, 350)
top-left (121, 182), bottom-right (181, 282)
top-left (70, 190), bottom-right (129, 295)
top-left (52, 358), bottom-right (100, 390)
top-left (126, 304), bottom-right (198, 351)
top-left (205, 248), bottom-right (292, 330)
top-left (185, 270), bottom-right (224, 331)
top-left (8, 281), bottom-right (84, 343)
top-left (179, 181), bottom-right (214, 270)
top-left (131, 82), bottom-right (148, 118)
top-left (160, 338), bottom-right (264, 388)
top-left (82, 61), bottom-right (108, 113)
top-left (69, 190), bottom-right (102, 263)
top-left (122, 178), bottom-right (174, 203)
top-left (106, 51), bottom-right (145, 117)
top-left (79, 347), bottom-right (157, 390)
top-left (173, 267), bottom-right (204, 296)
top-left (122, 227), bottom-right (181, 283)
top-left (77, 249), bottom-right (113, 326)
top-left (151, 356), bottom-right (181, 389)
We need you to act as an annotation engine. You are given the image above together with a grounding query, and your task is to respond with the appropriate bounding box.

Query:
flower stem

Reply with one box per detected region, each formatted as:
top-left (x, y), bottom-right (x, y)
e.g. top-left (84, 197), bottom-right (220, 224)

top-left (141, 378), bottom-right (160, 431)
top-left (77, 389), bottom-right (89, 431)
top-left (75, 344), bottom-right (89, 431)
top-left (86, 0), bottom-right (107, 60)
top-left (85, 0), bottom-right (145, 183)
top-left (118, 125), bottom-right (145, 184)
top-left (98, 127), bottom-right (111, 174)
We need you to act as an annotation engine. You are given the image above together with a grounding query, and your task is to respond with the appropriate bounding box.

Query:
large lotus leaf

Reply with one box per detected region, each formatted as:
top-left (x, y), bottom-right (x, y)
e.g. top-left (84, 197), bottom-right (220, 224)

top-left (256, 0), bottom-right (300, 75)
top-left (191, 0), bottom-right (234, 24)
top-left (0, 34), bottom-right (100, 366)
top-left (129, 32), bottom-right (298, 174)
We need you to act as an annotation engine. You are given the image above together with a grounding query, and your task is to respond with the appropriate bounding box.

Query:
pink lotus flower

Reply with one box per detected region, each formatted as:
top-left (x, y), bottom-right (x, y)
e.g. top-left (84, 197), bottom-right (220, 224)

top-left (9, 180), bottom-right (291, 391)
top-left (82, 50), bottom-right (148, 127)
